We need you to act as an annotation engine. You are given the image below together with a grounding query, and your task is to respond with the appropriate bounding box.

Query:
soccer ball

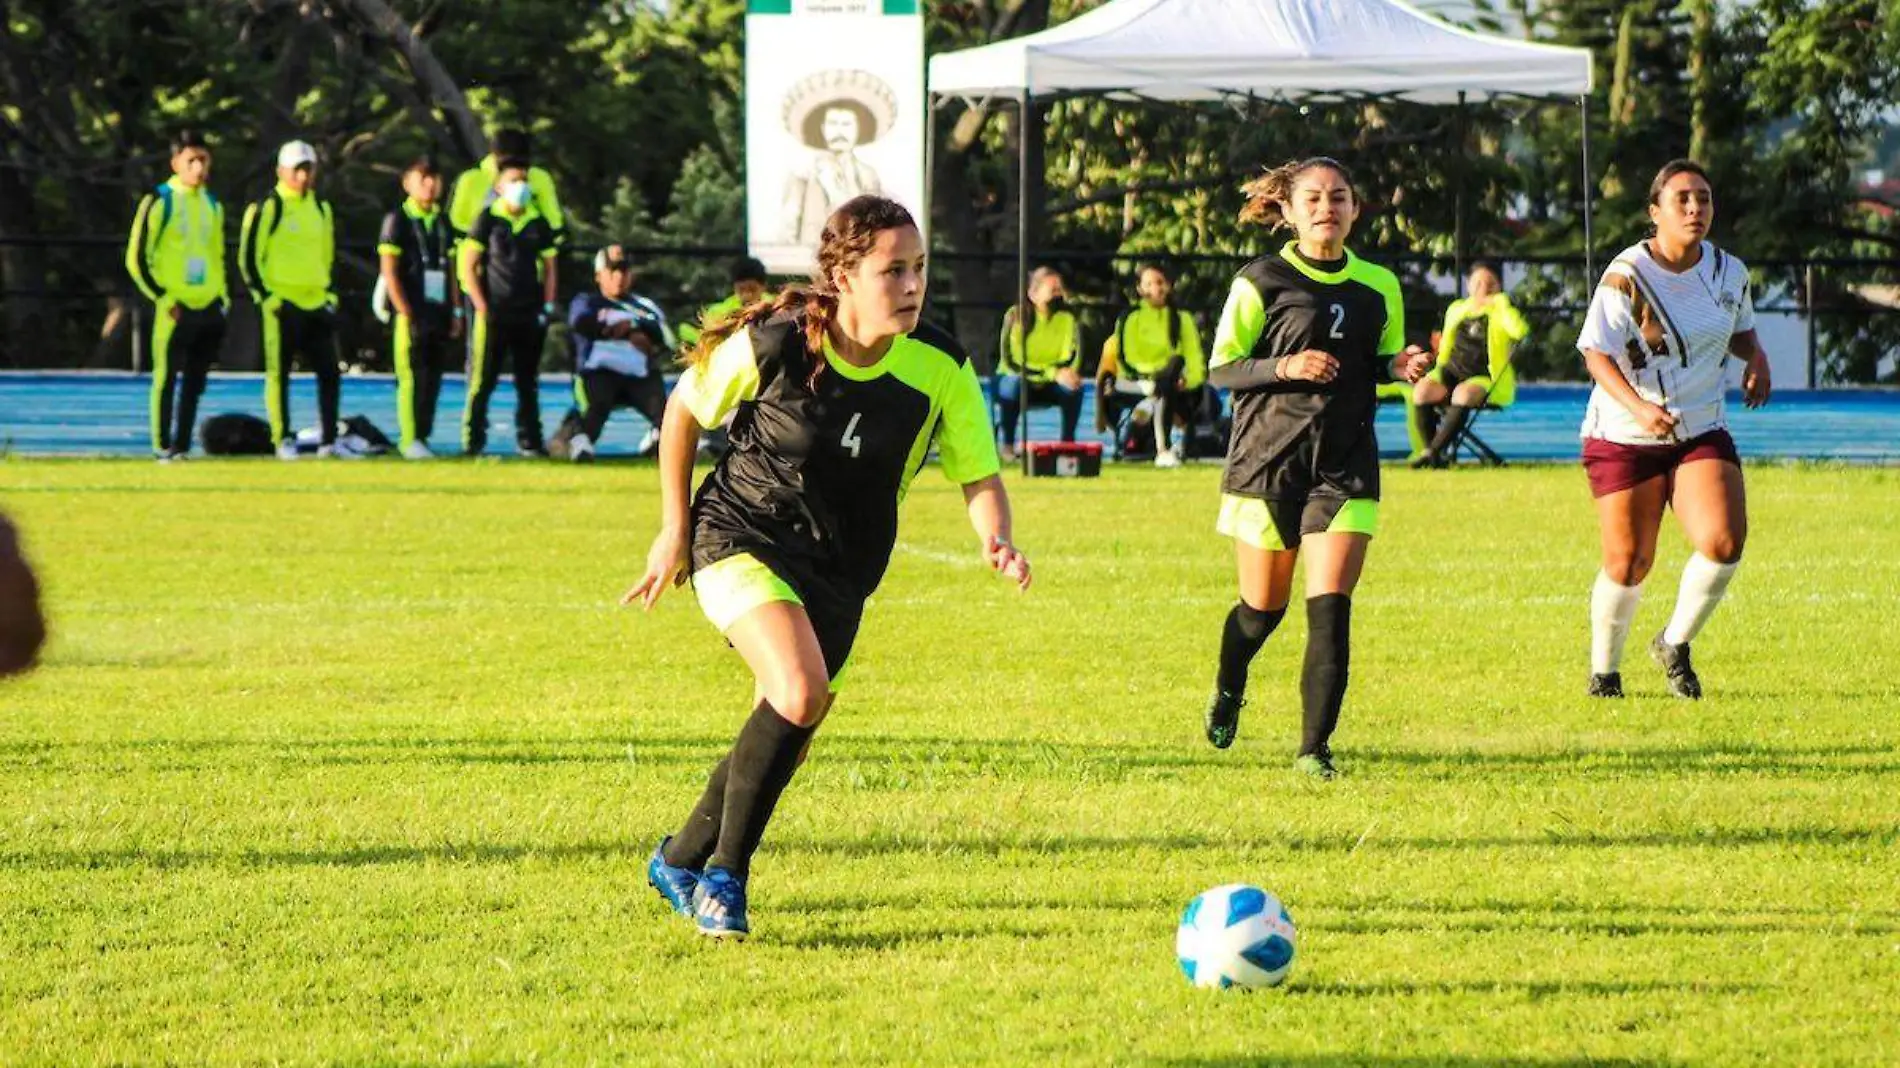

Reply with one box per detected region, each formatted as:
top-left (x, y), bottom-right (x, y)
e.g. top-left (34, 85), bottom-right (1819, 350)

top-left (1175, 884), bottom-right (1297, 989)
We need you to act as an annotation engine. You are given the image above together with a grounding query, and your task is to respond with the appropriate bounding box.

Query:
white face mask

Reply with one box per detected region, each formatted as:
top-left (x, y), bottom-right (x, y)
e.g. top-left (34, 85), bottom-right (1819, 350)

top-left (501, 180), bottom-right (531, 209)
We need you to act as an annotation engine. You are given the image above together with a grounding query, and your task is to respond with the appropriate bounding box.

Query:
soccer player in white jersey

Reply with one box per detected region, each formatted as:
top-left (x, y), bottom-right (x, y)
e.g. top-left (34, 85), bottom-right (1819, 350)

top-left (1575, 159), bottom-right (1772, 699)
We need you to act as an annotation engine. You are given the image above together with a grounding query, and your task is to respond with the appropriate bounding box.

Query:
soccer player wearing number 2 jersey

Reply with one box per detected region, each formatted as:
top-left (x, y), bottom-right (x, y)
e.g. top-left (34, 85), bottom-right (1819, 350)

top-left (1201, 158), bottom-right (1433, 780)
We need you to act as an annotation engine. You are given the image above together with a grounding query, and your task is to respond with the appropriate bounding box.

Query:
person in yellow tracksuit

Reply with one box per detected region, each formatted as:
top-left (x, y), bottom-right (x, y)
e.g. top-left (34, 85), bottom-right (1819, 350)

top-left (125, 129), bottom-right (228, 460)
top-left (995, 266), bottom-right (1083, 457)
top-left (239, 141), bottom-right (339, 459)
top-left (1096, 264), bottom-right (1206, 466)
top-left (1409, 261), bottom-right (1529, 467)
top-left (448, 127), bottom-right (565, 247)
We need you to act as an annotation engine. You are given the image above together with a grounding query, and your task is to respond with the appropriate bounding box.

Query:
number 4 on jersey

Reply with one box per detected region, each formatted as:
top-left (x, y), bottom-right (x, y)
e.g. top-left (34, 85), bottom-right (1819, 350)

top-left (841, 412), bottom-right (864, 458)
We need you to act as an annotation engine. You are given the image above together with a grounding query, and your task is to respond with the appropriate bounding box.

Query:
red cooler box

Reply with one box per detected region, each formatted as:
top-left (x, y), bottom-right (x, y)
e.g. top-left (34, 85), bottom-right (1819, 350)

top-left (1023, 441), bottom-right (1103, 478)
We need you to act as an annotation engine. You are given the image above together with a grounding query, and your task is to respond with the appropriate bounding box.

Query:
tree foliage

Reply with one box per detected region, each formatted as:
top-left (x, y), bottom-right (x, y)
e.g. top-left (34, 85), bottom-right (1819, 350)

top-left (0, 0), bottom-right (1893, 380)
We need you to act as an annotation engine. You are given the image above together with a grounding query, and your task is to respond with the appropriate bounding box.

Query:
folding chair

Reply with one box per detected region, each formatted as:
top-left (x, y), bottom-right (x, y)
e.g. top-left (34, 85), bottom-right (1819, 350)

top-left (1439, 349), bottom-right (1518, 467)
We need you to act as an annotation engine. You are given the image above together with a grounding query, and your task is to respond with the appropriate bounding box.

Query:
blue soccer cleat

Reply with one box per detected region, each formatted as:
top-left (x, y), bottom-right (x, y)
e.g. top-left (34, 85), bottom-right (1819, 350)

top-left (691, 866), bottom-right (751, 940)
top-left (647, 837), bottom-right (700, 917)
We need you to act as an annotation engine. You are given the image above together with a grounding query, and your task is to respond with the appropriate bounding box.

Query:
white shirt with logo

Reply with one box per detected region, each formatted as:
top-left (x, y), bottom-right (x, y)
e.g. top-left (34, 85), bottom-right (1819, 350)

top-left (584, 295), bottom-right (673, 378)
top-left (1575, 240), bottom-right (1755, 445)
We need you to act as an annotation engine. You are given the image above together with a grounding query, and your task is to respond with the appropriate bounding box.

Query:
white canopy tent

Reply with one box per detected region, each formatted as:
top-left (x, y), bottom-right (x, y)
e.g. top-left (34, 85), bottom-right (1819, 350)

top-left (925, 0), bottom-right (1596, 446)
top-left (928, 0), bottom-right (1593, 103)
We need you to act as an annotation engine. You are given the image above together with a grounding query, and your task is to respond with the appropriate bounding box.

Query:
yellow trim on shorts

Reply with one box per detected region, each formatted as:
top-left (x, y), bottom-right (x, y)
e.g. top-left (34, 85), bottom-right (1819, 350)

top-left (1425, 366), bottom-right (1494, 393)
top-left (1326, 498), bottom-right (1380, 536)
top-left (690, 553), bottom-right (852, 692)
top-left (1215, 493), bottom-right (1380, 549)
top-left (692, 553), bottom-right (802, 633)
top-left (1216, 494), bottom-right (1287, 551)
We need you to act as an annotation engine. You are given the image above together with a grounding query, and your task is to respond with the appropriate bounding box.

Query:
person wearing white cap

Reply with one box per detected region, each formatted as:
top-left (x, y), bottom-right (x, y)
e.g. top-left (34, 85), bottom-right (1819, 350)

top-left (563, 244), bottom-right (674, 461)
top-left (238, 140), bottom-right (340, 458)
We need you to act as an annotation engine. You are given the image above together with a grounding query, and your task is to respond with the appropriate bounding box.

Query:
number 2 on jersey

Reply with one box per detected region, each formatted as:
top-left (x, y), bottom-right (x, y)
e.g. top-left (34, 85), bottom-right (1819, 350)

top-left (841, 412), bottom-right (864, 458)
top-left (1328, 303), bottom-right (1346, 340)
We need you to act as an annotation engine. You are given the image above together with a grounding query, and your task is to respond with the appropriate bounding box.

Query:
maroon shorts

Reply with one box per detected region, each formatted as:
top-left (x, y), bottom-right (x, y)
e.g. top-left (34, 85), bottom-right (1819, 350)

top-left (1582, 429), bottom-right (1741, 498)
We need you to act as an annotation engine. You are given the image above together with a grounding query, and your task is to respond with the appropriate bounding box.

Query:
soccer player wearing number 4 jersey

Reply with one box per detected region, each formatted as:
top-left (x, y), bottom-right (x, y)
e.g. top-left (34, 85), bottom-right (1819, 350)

top-left (1199, 158), bottom-right (1434, 780)
top-left (626, 196), bottom-right (1031, 940)
top-left (1577, 159), bottom-right (1771, 700)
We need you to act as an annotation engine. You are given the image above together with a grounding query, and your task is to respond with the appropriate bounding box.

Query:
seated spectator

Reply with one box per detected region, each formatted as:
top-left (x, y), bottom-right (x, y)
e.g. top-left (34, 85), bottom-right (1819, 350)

top-left (1096, 264), bottom-right (1205, 467)
top-left (1410, 261), bottom-right (1528, 467)
top-left (996, 266), bottom-right (1083, 460)
top-left (677, 256), bottom-right (771, 349)
top-left (565, 245), bottom-right (674, 462)
top-left (449, 127), bottom-right (566, 247)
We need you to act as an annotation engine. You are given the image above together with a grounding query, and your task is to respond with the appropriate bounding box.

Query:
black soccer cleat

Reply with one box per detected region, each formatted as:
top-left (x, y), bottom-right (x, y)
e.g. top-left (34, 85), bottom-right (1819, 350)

top-left (1587, 672), bottom-right (1624, 699)
top-left (1204, 690), bottom-right (1244, 749)
top-left (1650, 634), bottom-right (1702, 699)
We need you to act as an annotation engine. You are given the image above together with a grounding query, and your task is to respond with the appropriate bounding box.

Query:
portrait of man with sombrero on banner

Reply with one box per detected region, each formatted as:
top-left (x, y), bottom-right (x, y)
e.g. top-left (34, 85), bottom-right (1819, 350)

top-left (778, 69), bottom-right (895, 246)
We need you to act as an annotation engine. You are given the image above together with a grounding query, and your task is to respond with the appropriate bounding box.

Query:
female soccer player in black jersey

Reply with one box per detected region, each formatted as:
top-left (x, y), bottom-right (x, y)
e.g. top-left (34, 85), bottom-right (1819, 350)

top-left (1201, 158), bottom-right (1433, 779)
top-left (626, 195), bottom-right (1031, 939)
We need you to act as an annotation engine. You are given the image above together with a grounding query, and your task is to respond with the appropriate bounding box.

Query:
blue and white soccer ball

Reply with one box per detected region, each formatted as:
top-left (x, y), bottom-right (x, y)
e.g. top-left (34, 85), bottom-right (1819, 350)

top-left (1175, 884), bottom-right (1297, 989)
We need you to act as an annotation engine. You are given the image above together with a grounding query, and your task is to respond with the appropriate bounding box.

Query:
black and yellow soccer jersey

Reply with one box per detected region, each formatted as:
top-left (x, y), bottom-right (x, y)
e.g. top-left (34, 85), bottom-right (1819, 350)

top-left (377, 198), bottom-right (455, 318)
top-left (1209, 242), bottom-right (1405, 501)
top-left (676, 310), bottom-right (1001, 599)
top-left (462, 202), bottom-right (558, 324)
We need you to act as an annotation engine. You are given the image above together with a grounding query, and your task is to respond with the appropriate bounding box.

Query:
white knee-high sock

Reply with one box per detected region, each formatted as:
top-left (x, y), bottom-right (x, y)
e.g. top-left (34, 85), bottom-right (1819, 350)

top-left (1663, 552), bottom-right (1739, 646)
top-left (1591, 571), bottom-right (1643, 674)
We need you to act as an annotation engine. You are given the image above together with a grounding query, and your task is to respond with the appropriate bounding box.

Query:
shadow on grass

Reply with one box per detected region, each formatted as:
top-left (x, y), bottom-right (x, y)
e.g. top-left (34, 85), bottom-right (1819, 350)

top-left (1287, 977), bottom-right (1757, 1000)
top-left (1147, 1048), bottom-right (1672, 1056)
top-left (6, 824), bottom-right (1893, 873)
top-left (3, 735), bottom-right (1895, 780)
top-left (774, 919), bottom-right (1064, 951)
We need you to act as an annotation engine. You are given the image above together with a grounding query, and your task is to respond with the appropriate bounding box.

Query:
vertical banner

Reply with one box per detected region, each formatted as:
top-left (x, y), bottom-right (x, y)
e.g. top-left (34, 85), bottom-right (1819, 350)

top-left (746, 0), bottom-right (924, 276)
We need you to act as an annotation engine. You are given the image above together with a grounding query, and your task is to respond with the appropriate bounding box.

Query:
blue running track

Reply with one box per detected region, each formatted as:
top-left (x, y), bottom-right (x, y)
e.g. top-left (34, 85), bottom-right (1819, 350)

top-left (2, 372), bottom-right (1897, 461)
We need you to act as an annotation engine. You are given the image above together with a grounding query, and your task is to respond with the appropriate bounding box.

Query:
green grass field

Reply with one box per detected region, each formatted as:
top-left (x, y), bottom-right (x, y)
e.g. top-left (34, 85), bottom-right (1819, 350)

top-left (2, 459), bottom-right (1896, 1066)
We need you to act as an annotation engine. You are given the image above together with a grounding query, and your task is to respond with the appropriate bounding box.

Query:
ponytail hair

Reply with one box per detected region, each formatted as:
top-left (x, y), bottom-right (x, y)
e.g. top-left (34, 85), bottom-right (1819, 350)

top-left (1238, 156), bottom-right (1356, 230)
top-left (685, 195), bottom-right (918, 390)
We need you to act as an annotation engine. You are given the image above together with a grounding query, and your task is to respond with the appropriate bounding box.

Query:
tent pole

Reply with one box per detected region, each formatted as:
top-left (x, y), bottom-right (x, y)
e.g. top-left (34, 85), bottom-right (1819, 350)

top-left (924, 95), bottom-right (937, 292)
top-left (1454, 90), bottom-right (1467, 293)
top-left (1580, 94), bottom-right (1595, 287)
top-left (1017, 89), bottom-right (1032, 465)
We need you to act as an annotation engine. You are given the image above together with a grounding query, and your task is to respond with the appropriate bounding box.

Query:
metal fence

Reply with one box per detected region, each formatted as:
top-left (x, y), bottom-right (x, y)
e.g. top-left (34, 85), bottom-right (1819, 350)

top-left (2, 236), bottom-right (1895, 387)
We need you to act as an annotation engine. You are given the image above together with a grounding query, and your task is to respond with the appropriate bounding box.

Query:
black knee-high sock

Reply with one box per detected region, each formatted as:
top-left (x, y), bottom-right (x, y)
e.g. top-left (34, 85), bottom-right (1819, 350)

top-left (1427, 404), bottom-right (1474, 456)
top-left (662, 755), bottom-right (730, 869)
top-left (1419, 405), bottom-right (1442, 447)
top-left (1217, 602), bottom-right (1286, 695)
top-left (707, 701), bottom-right (817, 879)
top-left (1300, 594), bottom-right (1352, 755)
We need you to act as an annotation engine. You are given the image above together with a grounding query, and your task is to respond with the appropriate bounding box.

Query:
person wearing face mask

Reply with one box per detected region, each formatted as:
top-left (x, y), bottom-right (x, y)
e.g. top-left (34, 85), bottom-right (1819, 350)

top-left (1200, 157), bottom-right (1434, 779)
top-left (239, 140), bottom-right (340, 459)
top-left (126, 129), bottom-right (229, 461)
top-left (995, 265), bottom-right (1084, 460)
top-left (1576, 159), bottom-right (1771, 702)
top-left (563, 245), bottom-right (675, 461)
top-left (458, 160), bottom-right (561, 457)
top-left (377, 156), bottom-right (462, 460)
top-left (1407, 261), bottom-right (1528, 468)
top-left (449, 127), bottom-right (566, 248)
top-left (628, 195), bottom-right (1028, 941)
top-left (1097, 264), bottom-right (1206, 467)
